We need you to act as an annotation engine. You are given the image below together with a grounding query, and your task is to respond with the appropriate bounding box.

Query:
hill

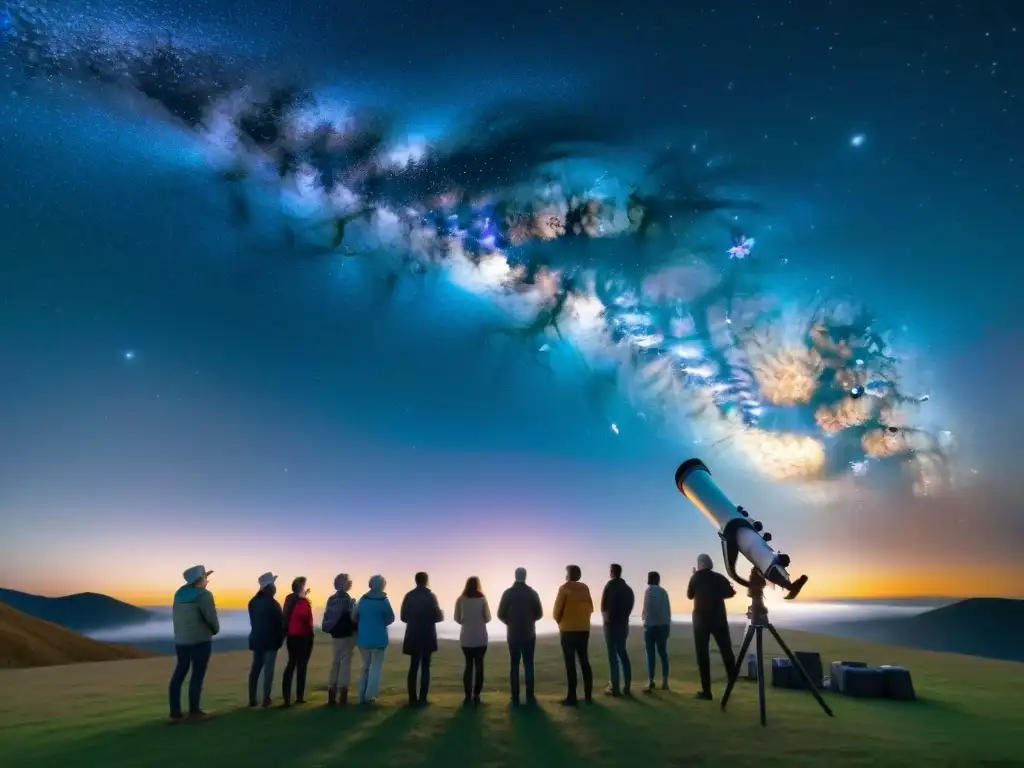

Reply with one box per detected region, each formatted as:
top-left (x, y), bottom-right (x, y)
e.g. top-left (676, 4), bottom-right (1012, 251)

top-left (0, 627), bottom-right (1019, 767)
top-left (818, 597), bottom-right (1024, 662)
top-left (0, 603), bottom-right (154, 669)
top-left (0, 588), bottom-right (156, 632)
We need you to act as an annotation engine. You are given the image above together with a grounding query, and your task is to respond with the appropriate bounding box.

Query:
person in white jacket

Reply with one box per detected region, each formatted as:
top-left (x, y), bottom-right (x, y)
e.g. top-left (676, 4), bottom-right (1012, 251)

top-left (454, 576), bottom-right (492, 705)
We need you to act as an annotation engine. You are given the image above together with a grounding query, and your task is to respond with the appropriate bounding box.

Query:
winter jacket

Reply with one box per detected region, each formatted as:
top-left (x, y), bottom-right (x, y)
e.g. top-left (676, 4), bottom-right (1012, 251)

top-left (553, 581), bottom-right (594, 633)
top-left (283, 594), bottom-right (315, 637)
top-left (497, 582), bottom-right (543, 644)
top-left (454, 595), bottom-right (491, 648)
top-left (687, 569), bottom-right (736, 625)
top-left (172, 585), bottom-right (220, 645)
top-left (400, 586), bottom-right (443, 656)
top-left (600, 577), bottom-right (635, 627)
top-left (248, 590), bottom-right (285, 652)
top-left (354, 586), bottom-right (395, 649)
top-left (642, 585), bottom-right (672, 628)
top-left (322, 590), bottom-right (357, 639)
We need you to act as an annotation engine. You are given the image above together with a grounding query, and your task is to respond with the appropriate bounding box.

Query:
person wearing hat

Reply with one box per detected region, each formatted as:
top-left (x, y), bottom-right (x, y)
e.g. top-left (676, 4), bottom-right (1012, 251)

top-left (247, 572), bottom-right (285, 708)
top-left (322, 573), bottom-right (357, 706)
top-left (169, 565), bottom-right (220, 723)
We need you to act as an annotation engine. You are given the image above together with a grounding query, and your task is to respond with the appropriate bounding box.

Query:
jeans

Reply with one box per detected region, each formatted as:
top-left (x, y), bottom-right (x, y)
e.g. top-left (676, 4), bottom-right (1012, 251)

top-left (283, 634), bottom-right (314, 702)
top-left (559, 631), bottom-right (592, 701)
top-left (407, 652), bottom-right (432, 702)
top-left (693, 619), bottom-right (735, 695)
top-left (462, 646), bottom-right (486, 699)
top-left (604, 624), bottom-right (632, 692)
top-left (357, 647), bottom-right (387, 702)
top-left (328, 637), bottom-right (355, 688)
top-left (644, 624), bottom-right (670, 681)
top-left (248, 649), bottom-right (277, 703)
top-left (508, 637), bottom-right (536, 701)
top-left (168, 641), bottom-right (212, 717)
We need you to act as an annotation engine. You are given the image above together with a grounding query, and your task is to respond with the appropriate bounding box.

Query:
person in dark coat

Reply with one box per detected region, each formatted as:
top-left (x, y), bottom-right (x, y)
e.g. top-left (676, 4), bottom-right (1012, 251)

top-left (601, 563), bottom-right (636, 696)
top-left (400, 572), bottom-right (444, 707)
top-left (687, 553), bottom-right (737, 701)
top-left (497, 567), bottom-right (543, 705)
top-left (247, 572), bottom-right (285, 708)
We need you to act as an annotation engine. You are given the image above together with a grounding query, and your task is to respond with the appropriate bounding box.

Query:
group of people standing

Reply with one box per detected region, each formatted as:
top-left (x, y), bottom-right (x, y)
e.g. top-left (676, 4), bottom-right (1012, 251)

top-left (167, 556), bottom-right (739, 722)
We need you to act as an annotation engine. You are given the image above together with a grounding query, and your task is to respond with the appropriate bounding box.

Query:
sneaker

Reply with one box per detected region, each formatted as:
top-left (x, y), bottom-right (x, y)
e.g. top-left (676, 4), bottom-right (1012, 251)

top-left (604, 684), bottom-right (622, 697)
top-left (560, 697), bottom-right (578, 707)
top-left (661, 679), bottom-right (670, 691)
top-left (694, 691), bottom-right (713, 701)
top-left (642, 682), bottom-right (655, 694)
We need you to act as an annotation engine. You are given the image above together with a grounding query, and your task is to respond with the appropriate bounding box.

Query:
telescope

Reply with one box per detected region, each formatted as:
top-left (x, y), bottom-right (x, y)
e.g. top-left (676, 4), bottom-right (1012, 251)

top-left (675, 458), bottom-right (808, 599)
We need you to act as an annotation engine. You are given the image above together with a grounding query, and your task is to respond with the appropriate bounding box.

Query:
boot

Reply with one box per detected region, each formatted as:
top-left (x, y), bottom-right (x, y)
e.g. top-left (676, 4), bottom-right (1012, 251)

top-left (327, 686), bottom-right (337, 706)
top-left (338, 687), bottom-right (349, 707)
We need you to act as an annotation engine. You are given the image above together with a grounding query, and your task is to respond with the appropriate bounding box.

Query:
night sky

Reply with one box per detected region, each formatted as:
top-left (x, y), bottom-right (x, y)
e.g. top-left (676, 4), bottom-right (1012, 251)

top-left (0, 1), bottom-right (1021, 611)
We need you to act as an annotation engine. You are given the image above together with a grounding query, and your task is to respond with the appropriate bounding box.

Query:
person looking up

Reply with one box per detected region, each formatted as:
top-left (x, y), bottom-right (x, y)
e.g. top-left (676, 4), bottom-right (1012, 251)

top-left (641, 570), bottom-right (672, 694)
top-left (247, 572), bottom-right (284, 708)
top-left (282, 576), bottom-right (315, 707)
top-left (497, 567), bottom-right (543, 706)
top-left (354, 575), bottom-right (395, 705)
top-left (601, 563), bottom-right (635, 697)
top-left (169, 565), bottom-right (219, 723)
top-left (553, 564), bottom-right (594, 706)
top-left (454, 576), bottom-right (492, 706)
top-left (400, 572), bottom-right (444, 707)
top-left (322, 573), bottom-right (357, 707)
top-left (687, 554), bottom-right (737, 701)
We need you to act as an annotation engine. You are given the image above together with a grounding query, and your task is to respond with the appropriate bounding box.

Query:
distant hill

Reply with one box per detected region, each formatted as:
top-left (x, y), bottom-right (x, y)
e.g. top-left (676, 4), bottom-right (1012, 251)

top-left (0, 588), bottom-right (156, 632)
top-left (817, 598), bottom-right (1024, 662)
top-left (0, 603), bottom-right (154, 668)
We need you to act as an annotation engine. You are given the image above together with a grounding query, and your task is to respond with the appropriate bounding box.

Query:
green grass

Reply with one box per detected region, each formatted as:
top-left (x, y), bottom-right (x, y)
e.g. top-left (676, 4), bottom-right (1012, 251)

top-left (0, 627), bottom-right (1021, 767)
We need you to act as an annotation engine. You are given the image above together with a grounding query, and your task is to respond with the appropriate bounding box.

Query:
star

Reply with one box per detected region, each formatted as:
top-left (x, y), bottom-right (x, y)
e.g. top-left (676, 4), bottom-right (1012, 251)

top-left (123, 350), bottom-right (136, 361)
top-left (850, 133), bottom-right (866, 148)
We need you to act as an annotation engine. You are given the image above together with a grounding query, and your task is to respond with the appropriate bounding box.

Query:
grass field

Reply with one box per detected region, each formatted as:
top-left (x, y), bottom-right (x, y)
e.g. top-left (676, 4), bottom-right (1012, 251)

top-left (0, 625), bottom-right (1021, 767)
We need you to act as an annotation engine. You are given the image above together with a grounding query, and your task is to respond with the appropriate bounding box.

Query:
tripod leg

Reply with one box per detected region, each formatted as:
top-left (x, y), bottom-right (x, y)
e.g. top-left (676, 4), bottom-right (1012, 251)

top-left (756, 627), bottom-right (767, 726)
top-left (766, 624), bottom-right (835, 717)
top-left (720, 625), bottom-right (754, 711)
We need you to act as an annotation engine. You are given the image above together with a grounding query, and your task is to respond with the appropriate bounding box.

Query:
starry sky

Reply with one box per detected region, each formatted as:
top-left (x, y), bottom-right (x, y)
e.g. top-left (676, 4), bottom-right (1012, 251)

top-left (0, 1), bottom-right (1021, 611)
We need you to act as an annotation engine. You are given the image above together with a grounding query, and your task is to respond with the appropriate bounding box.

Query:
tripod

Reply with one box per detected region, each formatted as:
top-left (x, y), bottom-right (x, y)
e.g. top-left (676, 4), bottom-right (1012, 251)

top-left (719, 574), bottom-right (835, 726)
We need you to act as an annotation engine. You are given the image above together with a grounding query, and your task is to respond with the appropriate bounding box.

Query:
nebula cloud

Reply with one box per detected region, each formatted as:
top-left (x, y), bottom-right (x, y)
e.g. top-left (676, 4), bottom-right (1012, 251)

top-left (2, 8), bottom-right (953, 497)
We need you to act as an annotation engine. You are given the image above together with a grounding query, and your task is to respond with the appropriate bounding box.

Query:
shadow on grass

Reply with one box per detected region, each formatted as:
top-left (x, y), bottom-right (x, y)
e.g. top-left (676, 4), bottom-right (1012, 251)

top-left (508, 704), bottom-right (583, 766)
top-left (6, 703), bottom-right (418, 768)
top-left (414, 703), bottom-right (490, 764)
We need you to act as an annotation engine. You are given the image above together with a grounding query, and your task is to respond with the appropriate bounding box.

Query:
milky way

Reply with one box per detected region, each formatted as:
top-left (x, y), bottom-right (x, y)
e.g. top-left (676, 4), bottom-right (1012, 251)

top-left (2, 4), bottom-right (953, 497)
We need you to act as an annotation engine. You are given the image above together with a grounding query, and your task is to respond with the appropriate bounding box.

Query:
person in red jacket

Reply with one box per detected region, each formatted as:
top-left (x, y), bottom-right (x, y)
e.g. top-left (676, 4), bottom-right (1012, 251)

top-left (281, 576), bottom-right (315, 706)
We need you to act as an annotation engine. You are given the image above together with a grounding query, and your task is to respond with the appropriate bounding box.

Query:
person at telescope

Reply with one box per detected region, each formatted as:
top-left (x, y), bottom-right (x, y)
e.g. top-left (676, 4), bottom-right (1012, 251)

top-left (553, 564), bottom-right (595, 705)
top-left (600, 563), bottom-right (635, 697)
top-left (687, 554), bottom-right (737, 701)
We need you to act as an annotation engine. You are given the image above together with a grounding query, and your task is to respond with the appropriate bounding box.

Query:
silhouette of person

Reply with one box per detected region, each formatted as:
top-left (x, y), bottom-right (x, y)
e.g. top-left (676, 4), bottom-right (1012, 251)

top-left (601, 563), bottom-right (635, 696)
top-left (553, 564), bottom-right (594, 705)
top-left (687, 554), bottom-right (737, 701)
top-left (247, 572), bottom-right (284, 708)
top-left (454, 576), bottom-right (492, 705)
top-left (641, 570), bottom-right (672, 693)
top-left (281, 576), bottom-right (315, 706)
top-left (497, 567), bottom-right (543, 705)
top-left (400, 572), bottom-right (444, 707)
top-left (169, 565), bottom-right (219, 723)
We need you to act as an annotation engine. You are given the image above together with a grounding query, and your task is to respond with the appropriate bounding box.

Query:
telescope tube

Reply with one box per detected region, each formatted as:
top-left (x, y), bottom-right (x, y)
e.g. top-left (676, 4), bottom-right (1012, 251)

top-left (675, 458), bottom-right (808, 599)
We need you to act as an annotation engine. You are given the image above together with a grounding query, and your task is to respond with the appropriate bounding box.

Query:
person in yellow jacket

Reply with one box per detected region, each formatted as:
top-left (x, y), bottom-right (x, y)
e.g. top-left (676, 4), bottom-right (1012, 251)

top-left (553, 564), bottom-right (594, 705)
